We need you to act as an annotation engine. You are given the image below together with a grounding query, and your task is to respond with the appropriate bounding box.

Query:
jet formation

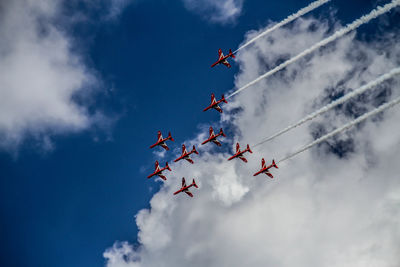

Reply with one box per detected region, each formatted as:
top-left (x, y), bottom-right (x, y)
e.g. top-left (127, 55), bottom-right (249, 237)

top-left (147, 48), bottom-right (277, 198)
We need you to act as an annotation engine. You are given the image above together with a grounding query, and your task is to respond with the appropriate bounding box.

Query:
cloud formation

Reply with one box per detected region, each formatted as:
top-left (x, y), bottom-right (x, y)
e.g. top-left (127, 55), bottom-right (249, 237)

top-left (106, 0), bottom-right (132, 19)
top-left (104, 12), bottom-right (400, 267)
top-left (0, 0), bottom-right (116, 151)
top-left (182, 0), bottom-right (244, 24)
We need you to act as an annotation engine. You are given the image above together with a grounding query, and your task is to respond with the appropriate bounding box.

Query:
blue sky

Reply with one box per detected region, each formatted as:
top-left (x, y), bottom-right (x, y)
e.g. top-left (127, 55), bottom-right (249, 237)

top-left (1, 1), bottom-right (399, 267)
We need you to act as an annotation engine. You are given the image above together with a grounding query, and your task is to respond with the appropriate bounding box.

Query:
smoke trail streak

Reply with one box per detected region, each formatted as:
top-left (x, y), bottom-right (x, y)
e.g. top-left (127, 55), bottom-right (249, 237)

top-left (278, 96), bottom-right (400, 163)
top-left (234, 0), bottom-right (331, 53)
top-left (228, 0), bottom-right (400, 99)
top-left (253, 67), bottom-right (400, 147)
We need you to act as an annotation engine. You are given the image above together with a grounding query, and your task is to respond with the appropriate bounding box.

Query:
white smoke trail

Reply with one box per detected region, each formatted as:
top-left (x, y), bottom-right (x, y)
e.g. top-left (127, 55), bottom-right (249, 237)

top-left (253, 67), bottom-right (400, 147)
top-left (228, 0), bottom-right (400, 99)
top-left (278, 96), bottom-right (400, 163)
top-left (234, 0), bottom-right (331, 53)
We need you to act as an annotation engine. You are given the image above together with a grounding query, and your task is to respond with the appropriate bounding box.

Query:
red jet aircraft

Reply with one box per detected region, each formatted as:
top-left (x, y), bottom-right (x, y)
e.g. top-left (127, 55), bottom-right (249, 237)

top-left (227, 143), bottom-right (253, 163)
top-left (201, 127), bottom-right (226, 146)
top-left (147, 161), bottom-right (171, 181)
top-left (149, 131), bottom-right (174, 150)
top-left (203, 93), bottom-right (228, 113)
top-left (173, 177), bottom-right (198, 197)
top-left (253, 158), bottom-right (278, 178)
top-left (211, 49), bottom-right (235, 68)
top-left (174, 144), bottom-right (199, 164)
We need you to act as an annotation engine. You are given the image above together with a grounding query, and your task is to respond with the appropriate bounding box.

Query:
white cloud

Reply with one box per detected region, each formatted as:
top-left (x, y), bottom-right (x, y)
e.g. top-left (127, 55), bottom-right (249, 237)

top-left (104, 13), bottom-right (400, 267)
top-left (0, 0), bottom-right (118, 151)
top-left (103, 0), bottom-right (133, 20)
top-left (182, 0), bottom-right (244, 24)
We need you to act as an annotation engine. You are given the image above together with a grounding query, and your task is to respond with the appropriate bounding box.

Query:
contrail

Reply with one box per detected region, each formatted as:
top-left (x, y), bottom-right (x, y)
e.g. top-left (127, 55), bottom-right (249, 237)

top-left (234, 0), bottom-right (331, 53)
top-left (228, 0), bottom-right (400, 99)
top-left (253, 67), bottom-right (400, 147)
top-left (278, 96), bottom-right (400, 163)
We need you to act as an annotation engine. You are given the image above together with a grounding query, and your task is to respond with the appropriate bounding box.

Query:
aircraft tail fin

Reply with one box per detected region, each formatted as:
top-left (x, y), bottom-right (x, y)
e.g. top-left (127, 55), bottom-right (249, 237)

top-left (192, 179), bottom-right (198, 188)
top-left (221, 94), bottom-right (228, 104)
top-left (272, 159), bottom-right (278, 169)
top-left (229, 49), bottom-right (235, 58)
top-left (165, 162), bottom-right (171, 171)
top-left (168, 132), bottom-right (174, 141)
top-left (220, 128), bottom-right (226, 137)
top-left (192, 145), bottom-right (199, 155)
top-left (247, 144), bottom-right (253, 153)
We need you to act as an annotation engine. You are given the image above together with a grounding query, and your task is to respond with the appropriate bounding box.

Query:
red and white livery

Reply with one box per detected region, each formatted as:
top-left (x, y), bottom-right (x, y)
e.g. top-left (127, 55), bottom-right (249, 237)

top-left (147, 161), bottom-right (171, 181)
top-left (253, 158), bottom-right (278, 178)
top-left (203, 93), bottom-right (228, 113)
top-left (211, 48), bottom-right (235, 68)
top-left (201, 127), bottom-right (226, 146)
top-left (227, 143), bottom-right (253, 163)
top-left (173, 177), bottom-right (198, 197)
top-left (174, 144), bottom-right (199, 164)
top-left (149, 131), bottom-right (174, 150)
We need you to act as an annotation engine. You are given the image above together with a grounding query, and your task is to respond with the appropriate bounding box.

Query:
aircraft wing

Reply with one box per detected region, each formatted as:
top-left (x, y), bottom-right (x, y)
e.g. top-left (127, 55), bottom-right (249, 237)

top-left (185, 190), bottom-right (193, 197)
top-left (222, 60), bottom-right (231, 68)
top-left (238, 155), bottom-right (248, 163)
top-left (157, 131), bottom-right (163, 142)
top-left (214, 105), bottom-right (223, 113)
top-left (155, 161), bottom-right (160, 171)
top-left (212, 139), bottom-right (222, 146)
top-left (182, 145), bottom-right (188, 155)
top-left (211, 94), bottom-right (217, 104)
top-left (218, 49), bottom-right (224, 60)
top-left (235, 143), bottom-right (240, 153)
top-left (158, 174), bottom-right (167, 181)
top-left (209, 127), bottom-right (215, 137)
top-left (185, 157), bottom-right (194, 164)
top-left (265, 172), bottom-right (274, 178)
top-left (160, 143), bottom-right (169, 150)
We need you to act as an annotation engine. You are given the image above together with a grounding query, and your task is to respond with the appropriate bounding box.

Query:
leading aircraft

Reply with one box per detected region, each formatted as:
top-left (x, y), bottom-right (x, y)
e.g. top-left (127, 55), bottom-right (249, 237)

top-left (149, 131), bottom-right (174, 150)
top-left (173, 177), bottom-right (198, 197)
top-left (203, 93), bottom-right (228, 113)
top-left (147, 161), bottom-right (171, 181)
top-left (201, 127), bottom-right (226, 146)
top-left (211, 48), bottom-right (235, 68)
top-left (174, 144), bottom-right (199, 164)
top-left (253, 158), bottom-right (278, 178)
top-left (227, 143), bottom-right (253, 163)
